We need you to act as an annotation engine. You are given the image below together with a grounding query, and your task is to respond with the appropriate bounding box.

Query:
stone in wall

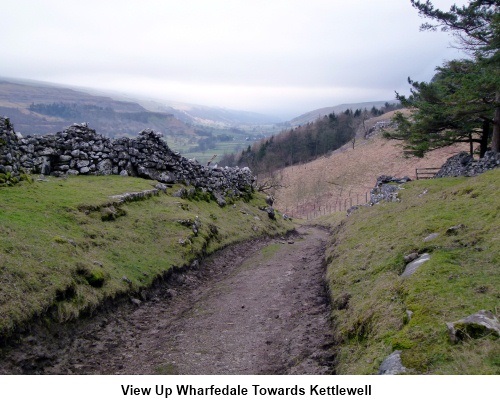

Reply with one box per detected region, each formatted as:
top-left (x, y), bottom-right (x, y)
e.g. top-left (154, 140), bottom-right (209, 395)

top-left (435, 151), bottom-right (500, 178)
top-left (0, 117), bottom-right (23, 185)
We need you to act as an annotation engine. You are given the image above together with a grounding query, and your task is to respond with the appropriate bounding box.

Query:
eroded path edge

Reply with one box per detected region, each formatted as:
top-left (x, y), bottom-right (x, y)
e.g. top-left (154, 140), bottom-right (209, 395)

top-left (1, 226), bottom-right (335, 375)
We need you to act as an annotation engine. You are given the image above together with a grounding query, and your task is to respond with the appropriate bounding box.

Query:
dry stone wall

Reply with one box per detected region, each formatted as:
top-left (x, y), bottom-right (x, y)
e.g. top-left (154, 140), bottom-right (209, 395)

top-left (0, 117), bottom-right (254, 202)
top-left (435, 151), bottom-right (500, 178)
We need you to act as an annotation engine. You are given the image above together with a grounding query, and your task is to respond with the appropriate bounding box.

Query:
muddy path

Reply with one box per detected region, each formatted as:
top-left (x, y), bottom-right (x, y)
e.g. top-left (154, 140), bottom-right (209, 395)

top-left (0, 226), bottom-right (335, 374)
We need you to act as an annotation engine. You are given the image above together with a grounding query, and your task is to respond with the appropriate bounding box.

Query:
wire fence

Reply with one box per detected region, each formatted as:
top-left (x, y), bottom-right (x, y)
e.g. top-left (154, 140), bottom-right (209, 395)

top-left (284, 191), bottom-right (371, 219)
top-left (282, 167), bottom-right (440, 219)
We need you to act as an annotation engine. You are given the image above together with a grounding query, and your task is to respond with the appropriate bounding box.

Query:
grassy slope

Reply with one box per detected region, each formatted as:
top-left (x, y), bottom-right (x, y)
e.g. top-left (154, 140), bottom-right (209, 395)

top-left (272, 111), bottom-right (469, 217)
top-left (0, 176), bottom-right (293, 339)
top-left (318, 169), bottom-right (499, 374)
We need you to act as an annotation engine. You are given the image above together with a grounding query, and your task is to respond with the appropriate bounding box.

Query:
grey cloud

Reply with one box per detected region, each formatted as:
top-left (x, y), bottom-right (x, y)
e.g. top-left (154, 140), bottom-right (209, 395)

top-left (2, 0), bottom-right (466, 117)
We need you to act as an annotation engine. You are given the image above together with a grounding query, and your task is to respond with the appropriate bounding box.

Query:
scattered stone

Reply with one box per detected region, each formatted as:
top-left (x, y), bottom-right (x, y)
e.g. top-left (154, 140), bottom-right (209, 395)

top-left (446, 310), bottom-right (500, 343)
top-left (173, 188), bottom-right (187, 198)
top-left (369, 175), bottom-right (410, 205)
top-left (265, 206), bottom-right (276, 220)
top-left (423, 233), bottom-right (440, 242)
top-left (212, 192), bottom-right (227, 207)
top-left (403, 252), bottom-right (419, 263)
top-left (122, 276), bottom-right (132, 284)
top-left (378, 350), bottom-right (408, 375)
top-left (130, 298), bottom-right (142, 307)
top-left (446, 224), bottom-right (466, 235)
top-left (401, 253), bottom-right (430, 278)
top-left (155, 182), bottom-right (168, 192)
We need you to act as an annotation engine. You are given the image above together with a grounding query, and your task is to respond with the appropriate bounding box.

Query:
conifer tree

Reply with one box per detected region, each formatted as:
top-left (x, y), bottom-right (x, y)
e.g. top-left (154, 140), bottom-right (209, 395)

top-left (387, 1), bottom-right (499, 155)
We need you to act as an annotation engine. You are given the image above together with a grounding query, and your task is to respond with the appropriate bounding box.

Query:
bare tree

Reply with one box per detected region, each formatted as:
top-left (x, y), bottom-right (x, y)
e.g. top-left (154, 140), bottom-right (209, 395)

top-left (257, 170), bottom-right (287, 194)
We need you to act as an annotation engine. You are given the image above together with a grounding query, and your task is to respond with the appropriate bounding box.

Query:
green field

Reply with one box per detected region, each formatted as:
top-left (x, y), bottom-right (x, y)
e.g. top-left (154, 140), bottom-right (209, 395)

top-left (166, 124), bottom-right (282, 164)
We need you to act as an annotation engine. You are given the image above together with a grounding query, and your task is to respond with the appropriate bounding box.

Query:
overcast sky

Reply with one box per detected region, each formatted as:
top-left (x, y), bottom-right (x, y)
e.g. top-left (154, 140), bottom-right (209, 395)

top-left (1, 0), bottom-right (467, 119)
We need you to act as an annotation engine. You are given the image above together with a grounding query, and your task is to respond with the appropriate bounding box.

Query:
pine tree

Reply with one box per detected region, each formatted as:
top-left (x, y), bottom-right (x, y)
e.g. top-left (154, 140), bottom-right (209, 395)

top-left (387, 1), bottom-right (500, 154)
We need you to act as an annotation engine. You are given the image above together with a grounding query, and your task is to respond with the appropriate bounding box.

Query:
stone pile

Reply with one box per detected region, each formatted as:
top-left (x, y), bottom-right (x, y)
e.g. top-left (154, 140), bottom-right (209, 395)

top-left (0, 117), bottom-right (255, 201)
top-left (369, 175), bottom-right (411, 205)
top-left (435, 151), bottom-right (500, 178)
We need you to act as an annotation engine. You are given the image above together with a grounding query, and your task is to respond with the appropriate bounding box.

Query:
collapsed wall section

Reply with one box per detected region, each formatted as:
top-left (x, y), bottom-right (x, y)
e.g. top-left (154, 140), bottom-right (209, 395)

top-left (0, 117), bottom-right (254, 201)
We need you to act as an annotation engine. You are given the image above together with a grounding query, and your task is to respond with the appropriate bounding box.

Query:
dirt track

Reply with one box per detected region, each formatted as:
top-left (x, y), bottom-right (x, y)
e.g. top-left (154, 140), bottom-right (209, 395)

top-left (0, 226), bottom-right (335, 375)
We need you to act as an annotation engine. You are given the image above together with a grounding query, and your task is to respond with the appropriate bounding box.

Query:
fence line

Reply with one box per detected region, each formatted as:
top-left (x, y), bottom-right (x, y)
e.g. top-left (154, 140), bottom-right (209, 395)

top-left (282, 167), bottom-right (443, 219)
top-left (415, 167), bottom-right (440, 180)
top-left (284, 191), bottom-right (371, 219)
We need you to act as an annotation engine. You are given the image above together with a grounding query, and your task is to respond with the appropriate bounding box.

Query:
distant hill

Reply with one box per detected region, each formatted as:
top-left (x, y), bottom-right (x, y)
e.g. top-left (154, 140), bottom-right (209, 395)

top-left (288, 100), bottom-right (396, 127)
top-left (221, 103), bottom-right (400, 174)
top-left (139, 99), bottom-right (283, 127)
top-left (0, 77), bottom-right (285, 162)
top-left (0, 78), bottom-right (195, 138)
top-left (0, 77), bottom-right (281, 131)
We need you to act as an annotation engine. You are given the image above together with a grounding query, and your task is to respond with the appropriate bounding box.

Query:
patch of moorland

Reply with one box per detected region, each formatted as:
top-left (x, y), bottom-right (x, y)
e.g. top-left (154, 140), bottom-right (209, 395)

top-left (0, 175), bottom-right (293, 341)
top-left (318, 169), bottom-right (499, 374)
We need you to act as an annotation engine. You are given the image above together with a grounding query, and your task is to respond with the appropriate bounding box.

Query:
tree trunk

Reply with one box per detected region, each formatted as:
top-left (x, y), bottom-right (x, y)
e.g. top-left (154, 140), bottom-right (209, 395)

top-left (480, 120), bottom-right (490, 158)
top-left (491, 91), bottom-right (500, 153)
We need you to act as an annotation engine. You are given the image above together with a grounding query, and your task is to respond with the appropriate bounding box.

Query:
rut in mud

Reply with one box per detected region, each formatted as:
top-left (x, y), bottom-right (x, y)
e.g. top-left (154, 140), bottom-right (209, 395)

top-left (0, 226), bottom-right (335, 375)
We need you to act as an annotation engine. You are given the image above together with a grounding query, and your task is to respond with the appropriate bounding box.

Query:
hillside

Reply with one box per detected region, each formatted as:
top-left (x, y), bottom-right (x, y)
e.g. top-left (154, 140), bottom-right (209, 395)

top-left (0, 78), bottom-right (284, 163)
top-left (269, 110), bottom-right (470, 217)
top-left (288, 100), bottom-right (396, 127)
top-left (221, 104), bottom-right (404, 175)
top-left (317, 169), bottom-right (500, 374)
top-left (0, 176), bottom-right (293, 342)
top-left (0, 79), bottom-right (195, 139)
top-left (139, 99), bottom-right (282, 127)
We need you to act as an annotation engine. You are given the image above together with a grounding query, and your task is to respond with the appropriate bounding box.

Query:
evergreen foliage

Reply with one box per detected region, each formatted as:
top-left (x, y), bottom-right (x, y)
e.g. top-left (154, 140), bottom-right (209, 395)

top-left (386, 0), bottom-right (500, 156)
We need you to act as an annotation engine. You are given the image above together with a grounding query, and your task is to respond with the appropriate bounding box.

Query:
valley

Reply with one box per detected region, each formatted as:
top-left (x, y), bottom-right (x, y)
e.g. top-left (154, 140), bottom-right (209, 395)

top-left (0, 78), bottom-right (286, 164)
top-left (1, 75), bottom-right (498, 376)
